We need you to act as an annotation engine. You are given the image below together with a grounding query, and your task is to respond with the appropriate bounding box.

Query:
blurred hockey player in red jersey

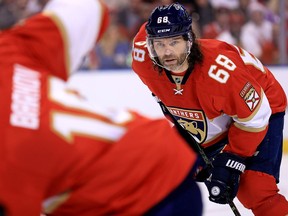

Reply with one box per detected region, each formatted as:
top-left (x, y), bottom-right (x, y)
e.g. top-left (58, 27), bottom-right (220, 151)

top-left (0, 0), bottom-right (203, 215)
top-left (132, 2), bottom-right (288, 216)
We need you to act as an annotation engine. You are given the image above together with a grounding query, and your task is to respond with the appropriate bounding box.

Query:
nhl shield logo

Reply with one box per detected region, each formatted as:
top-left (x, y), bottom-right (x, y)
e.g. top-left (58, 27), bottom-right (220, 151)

top-left (167, 107), bottom-right (207, 144)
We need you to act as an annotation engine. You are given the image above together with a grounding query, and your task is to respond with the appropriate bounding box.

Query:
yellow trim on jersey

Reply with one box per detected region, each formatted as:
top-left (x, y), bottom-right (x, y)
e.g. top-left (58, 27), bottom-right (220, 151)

top-left (43, 191), bottom-right (71, 214)
top-left (283, 139), bottom-right (288, 154)
top-left (234, 121), bottom-right (267, 132)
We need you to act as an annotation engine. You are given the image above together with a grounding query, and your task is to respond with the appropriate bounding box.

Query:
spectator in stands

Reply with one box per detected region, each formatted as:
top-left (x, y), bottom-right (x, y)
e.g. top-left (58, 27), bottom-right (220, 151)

top-left (193, 0), bottom-right (215, 36)
top-left (93, 21), bottom-right (131, 70)
top-left (226, 8), bottom-right (246, 46)
top-left (201, 7), bottom-right (228, 39)
top-left (80, 0), bottom-right (163, 71)
top-left (201, 0), bottom-right (242, 46)
top-left (240, 1), bottom-right (277, 65)
top-left (201, 0), bottom-right (238, 43)
top-left (80, 20), bottom-right (131, 70)
top-left (117, 0), bottom-right (157, 41)
top-left (0, 0), bottom-right (28, 29)
top-left (239, 0), bottom-right (252, 23)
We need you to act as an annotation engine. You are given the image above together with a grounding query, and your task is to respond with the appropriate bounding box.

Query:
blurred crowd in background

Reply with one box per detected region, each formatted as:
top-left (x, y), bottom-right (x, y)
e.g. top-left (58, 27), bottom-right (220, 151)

top-left (80, 0), bottom-right (288, 71)
top-left (19, 0), bottom-right (288, 70)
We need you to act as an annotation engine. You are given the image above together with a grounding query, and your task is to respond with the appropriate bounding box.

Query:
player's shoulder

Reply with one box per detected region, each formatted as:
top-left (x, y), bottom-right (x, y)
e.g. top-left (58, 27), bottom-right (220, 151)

top-left (132, 22), bottom-right (155, 76)
top-left (133, 22), bottom-right (147, 44)
top-left (194, 40), bottom-right (248, 89)
top-left (199, 39), bottom-right (267, 74)
top-left (199, 39), bottom-right (240, 60)
top-left (198, 39), bottom-right (258, 75)
top-left (132, 22), bottom-right (148, 55)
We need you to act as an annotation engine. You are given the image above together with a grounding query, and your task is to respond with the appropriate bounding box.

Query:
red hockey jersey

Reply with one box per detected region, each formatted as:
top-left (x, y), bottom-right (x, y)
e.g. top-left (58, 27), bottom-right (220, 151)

top-left (132, 23), bottom-right (287, 157)
top-left (0, 1), bottom-right (197, 216)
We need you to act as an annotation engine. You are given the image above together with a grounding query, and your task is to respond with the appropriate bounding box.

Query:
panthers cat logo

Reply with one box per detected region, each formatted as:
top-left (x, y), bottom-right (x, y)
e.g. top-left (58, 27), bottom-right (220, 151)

top-left (178, 119), bottom-right (206, 142)
top-left (167, 107), bottom-right (207, 144)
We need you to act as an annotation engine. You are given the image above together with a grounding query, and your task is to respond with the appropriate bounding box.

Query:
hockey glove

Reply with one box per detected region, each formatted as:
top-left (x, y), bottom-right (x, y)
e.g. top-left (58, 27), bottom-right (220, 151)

top-left (204, 152), bottom-right (246, 204)
top-left (194, 166), bottom-right (212, 182)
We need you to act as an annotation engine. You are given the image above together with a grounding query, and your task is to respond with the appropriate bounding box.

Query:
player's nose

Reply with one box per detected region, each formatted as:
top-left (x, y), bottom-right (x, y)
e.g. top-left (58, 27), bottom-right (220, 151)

top-left (164, 47), bottom-right (173, 55)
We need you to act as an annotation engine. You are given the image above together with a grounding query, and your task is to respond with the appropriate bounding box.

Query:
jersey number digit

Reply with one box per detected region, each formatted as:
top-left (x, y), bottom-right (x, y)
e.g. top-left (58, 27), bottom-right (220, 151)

top-left (208, 54), bottom-right (236, 84)
top-left (49, 77), bottom-right (126, 143)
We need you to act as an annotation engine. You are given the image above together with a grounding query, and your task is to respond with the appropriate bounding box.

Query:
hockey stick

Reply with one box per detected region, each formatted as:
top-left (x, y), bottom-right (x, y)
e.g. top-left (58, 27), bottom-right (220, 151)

top-left (155, 97), bottom-right (241, 216)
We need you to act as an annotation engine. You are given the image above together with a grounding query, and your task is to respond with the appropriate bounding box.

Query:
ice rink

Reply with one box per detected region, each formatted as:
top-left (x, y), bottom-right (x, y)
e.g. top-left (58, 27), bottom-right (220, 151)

top-left (201, 155), bottom-right (288, 216)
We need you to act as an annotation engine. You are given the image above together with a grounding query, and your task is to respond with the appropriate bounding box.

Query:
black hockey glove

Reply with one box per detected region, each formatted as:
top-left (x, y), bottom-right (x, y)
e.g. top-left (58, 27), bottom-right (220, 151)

top-left (204, 152), bottom-right (246, 204)
top-left (194, 166), bottom-right (212, 182)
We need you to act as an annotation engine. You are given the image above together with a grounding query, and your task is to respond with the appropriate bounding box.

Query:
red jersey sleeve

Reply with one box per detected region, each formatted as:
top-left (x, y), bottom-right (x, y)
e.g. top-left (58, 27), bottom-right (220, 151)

top-left (43, 0), bottom-right (110, 75)
top-left (8, 15), bottom-right (68, 80)
top-left (196, 41), bottom-right (273, 156)
top-left (132, 22), bottom-right (154, 77)
top-left (4, 0), bottom-right (110, 80)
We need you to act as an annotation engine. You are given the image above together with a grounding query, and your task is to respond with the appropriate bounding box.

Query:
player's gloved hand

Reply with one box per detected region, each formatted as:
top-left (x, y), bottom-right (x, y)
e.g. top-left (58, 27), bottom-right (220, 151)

top-left (204, 152), bottom-right (246, 204)
top-left (194, 166), bottom-right (212, 182)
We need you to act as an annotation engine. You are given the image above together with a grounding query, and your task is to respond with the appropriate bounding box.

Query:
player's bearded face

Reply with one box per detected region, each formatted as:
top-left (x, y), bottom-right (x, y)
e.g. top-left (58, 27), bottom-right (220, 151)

top-left (158, 52), bottom-right (187, 71)
top-left (152, 36), bottom-right (190, 72)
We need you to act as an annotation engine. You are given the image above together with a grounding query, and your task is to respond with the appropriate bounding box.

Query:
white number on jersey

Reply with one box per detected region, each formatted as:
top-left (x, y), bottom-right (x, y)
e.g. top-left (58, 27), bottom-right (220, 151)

top-left (133, 48), bottom-right (145, 62)
top-left (208, 47), bottom-right (265, 84)
top-left (49, 77), bottom-right (131, 143)
top-left (208, 54), bottom-right (236, 83)
top-left (133, 41), bottom-right (147, 62)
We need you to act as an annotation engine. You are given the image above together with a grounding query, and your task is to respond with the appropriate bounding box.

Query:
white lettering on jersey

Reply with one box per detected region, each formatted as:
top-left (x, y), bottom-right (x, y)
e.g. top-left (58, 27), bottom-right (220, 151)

top-left (10, 64), bottom-right (41, 129)
top-left (168, 108), bottom-right (204, 120)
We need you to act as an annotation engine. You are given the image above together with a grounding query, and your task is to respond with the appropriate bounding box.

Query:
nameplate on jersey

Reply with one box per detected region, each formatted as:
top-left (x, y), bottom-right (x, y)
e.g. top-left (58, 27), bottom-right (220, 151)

top-left (10, 64), bottom-right (41, 130)
top-left (167, 107), bottom-right (207, 144)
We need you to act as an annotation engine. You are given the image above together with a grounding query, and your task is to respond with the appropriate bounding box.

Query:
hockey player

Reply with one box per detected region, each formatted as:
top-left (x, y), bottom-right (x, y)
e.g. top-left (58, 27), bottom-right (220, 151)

top-left (0, 0), bottom-right (203, 215)
top-left (132, 2), bottom-right (288, 216)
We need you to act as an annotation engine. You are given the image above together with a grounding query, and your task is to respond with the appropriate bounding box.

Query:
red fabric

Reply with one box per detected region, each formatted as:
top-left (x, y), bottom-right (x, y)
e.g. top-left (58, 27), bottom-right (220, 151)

top-left (237, 170), bottom-right (288, 216)
top-left (0, 15), bottom-right (68, 80)
top-left (202, 22), bottom-right (221, 39)
top-left (0, 14), bottom-right (197, 216)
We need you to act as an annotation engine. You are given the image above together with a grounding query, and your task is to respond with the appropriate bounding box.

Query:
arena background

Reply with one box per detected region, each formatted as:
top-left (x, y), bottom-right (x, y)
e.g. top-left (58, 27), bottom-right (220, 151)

top-left (68, 67), bottom-right (288, 216)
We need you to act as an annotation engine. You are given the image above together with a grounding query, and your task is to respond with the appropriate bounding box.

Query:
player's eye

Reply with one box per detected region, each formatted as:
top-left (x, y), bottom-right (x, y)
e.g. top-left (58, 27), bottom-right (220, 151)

top-left (170, 40), bottom-right (179, 46)
top-left (154, 42), bottom-right (165, 49)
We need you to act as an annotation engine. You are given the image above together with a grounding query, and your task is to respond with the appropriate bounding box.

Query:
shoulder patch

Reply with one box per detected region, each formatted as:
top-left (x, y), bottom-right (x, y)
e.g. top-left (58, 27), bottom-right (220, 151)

top-left (240, 82), bottom-right (260, 111)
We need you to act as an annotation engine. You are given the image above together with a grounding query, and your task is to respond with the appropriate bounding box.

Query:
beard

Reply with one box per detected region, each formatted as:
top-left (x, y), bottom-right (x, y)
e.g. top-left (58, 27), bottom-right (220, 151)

top-left (158, 52), bottom-right (188, 71)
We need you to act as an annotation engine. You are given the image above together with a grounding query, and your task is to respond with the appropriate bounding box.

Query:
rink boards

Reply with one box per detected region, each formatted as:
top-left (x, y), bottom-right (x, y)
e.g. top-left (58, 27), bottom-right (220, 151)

top-left (69, 66), bottom-right (288, 152)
